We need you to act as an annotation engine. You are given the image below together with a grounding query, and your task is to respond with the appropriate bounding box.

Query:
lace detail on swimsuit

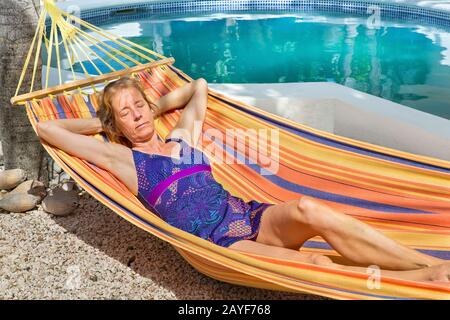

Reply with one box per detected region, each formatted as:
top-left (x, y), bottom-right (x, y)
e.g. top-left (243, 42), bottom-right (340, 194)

top-left (136, 159), bottom-right (151, 192)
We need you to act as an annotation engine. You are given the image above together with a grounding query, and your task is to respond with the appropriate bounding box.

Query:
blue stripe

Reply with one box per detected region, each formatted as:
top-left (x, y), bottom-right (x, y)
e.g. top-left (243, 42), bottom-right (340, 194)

top-left (52, 97), bottom-right (67, 119)
top-left (27, 101), bottom-right (39, 122)
top-left (86, 95), bottom-right (97, 117)
top-left (304, 240), bottom-right (450, 260)
top-left (249, 161), bottom-right (433, 214)
top-left (270, 264), bottom-right (412, 300)
top-left (211, 132), bottom-right (433, 214)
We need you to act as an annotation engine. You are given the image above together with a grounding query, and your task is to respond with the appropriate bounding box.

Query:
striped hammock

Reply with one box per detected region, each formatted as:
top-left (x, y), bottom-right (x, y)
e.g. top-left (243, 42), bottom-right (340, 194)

top-left (11, 0), bottom-right (450, 299)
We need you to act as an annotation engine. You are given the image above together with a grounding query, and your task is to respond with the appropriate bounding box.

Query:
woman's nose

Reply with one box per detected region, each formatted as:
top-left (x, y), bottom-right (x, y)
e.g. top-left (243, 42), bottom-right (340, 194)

top-left (132, 109), bottom-right (142, 121)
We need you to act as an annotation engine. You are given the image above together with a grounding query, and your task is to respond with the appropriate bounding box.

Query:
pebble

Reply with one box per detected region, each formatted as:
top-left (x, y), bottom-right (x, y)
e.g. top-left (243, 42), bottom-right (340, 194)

top-left (41, 187), bottom-right (79, 216)
top-left (53, 162), bottom-right (63, 174)
top-left (61, 181), bottom-right (75, 192)
top-left (127, 255), bottom-right (136, 267)
top-left (10, 180), bottom-right (35, 194)
top-left (9, 180), bottom-right (47, 200)
top-left (59, 172), bottom-right (71, 183)
top-left (0, 169), bottom-right (27, 190)
top-left (0, 193), bottom-right (41, 213)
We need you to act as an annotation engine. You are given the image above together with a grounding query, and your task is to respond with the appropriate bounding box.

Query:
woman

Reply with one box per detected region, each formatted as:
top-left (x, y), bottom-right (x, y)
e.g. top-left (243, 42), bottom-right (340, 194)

top-left (37, 77), bottom-right (449, 283)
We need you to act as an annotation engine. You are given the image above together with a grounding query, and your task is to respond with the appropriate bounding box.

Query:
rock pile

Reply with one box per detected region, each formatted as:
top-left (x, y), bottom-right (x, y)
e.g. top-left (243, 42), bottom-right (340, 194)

top-left (0, 160), bottom-right (81, 216)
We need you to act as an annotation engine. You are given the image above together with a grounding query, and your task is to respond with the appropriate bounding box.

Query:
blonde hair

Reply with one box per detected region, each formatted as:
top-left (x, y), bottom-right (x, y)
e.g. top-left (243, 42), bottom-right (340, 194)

top-left (97, 76), bottom-right (156, 147)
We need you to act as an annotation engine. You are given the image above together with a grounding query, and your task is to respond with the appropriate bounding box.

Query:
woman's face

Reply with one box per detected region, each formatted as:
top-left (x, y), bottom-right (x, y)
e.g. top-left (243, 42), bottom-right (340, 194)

top-left (111, 87), bottom-right (155, 145)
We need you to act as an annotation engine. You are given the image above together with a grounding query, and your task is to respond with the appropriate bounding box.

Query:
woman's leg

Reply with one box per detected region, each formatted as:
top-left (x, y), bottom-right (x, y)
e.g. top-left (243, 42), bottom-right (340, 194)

top-left (228, 240), bottom-right (450, 282)
top-left (254, 196), bottom-right (444, 271)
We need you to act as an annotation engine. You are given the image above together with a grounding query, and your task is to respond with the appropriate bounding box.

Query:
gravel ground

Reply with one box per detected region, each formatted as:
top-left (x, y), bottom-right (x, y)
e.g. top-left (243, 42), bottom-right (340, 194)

top-left (0, 191), bottom-right (323, 300)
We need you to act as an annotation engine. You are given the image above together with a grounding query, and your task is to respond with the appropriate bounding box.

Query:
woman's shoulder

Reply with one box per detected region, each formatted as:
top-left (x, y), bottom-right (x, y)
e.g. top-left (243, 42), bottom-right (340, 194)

top-left (106, 143), bottom-right (137, 174)
top-left (105, 143), bottom-right (140, 195)
top-left (104, 141), bottom-right (132, 163)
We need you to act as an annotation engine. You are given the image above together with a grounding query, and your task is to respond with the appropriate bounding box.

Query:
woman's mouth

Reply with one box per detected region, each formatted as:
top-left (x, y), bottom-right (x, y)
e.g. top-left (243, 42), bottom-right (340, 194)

top-left (136, 122), bottom-right (149, 129)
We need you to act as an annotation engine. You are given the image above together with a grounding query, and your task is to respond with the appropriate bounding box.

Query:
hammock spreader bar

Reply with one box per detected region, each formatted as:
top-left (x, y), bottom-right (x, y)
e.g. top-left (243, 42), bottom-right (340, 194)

top-left (11, 58), bottom-right (175, 105)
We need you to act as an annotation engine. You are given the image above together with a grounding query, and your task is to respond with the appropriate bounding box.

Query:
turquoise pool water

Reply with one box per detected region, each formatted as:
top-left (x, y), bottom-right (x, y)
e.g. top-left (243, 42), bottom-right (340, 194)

top-left (70, 11), bottom-right (450, 119)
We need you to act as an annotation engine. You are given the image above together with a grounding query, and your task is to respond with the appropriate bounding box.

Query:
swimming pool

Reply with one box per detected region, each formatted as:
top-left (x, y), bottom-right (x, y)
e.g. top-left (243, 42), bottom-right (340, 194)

top-left (55, 3), bottom-right (450, 120)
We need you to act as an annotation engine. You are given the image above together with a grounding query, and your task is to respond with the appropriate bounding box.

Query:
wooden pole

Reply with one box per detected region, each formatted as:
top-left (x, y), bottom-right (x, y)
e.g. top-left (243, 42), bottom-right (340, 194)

top-left (11, 57), bottom-right (175, 105)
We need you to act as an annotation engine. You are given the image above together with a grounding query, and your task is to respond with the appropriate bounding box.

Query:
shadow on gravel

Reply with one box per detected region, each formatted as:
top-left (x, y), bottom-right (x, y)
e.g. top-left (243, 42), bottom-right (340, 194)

top-left (52, 193), bottom-right (326, 300)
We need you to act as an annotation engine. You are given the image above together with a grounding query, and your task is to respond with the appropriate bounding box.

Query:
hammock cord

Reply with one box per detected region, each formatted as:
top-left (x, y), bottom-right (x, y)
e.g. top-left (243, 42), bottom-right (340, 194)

top-left (13, 0), bottom-right (166, 101)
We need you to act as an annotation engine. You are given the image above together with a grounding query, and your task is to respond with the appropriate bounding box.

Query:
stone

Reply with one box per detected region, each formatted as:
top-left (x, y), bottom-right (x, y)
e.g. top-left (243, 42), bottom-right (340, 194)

top-left (61, 180), bottom-right (75, 191)
top-left (9, 180), bottom-right (34, 194)
top-left (0, 169), bottom-right (27, 190)
top-left (59, 172), bottom-right (71, 183)
top-left (74, 183), bottom-right (84, 193)
top-left (41, 187), bottom-right (79, 216)
top-left (9, 179), bottom-right (47, 200)
top-left (0, 193), bottom-right (40, 212)
top-left (127, 255), bottom-right (136, 267)
top-left (53, 162), bottom-right (63, 174)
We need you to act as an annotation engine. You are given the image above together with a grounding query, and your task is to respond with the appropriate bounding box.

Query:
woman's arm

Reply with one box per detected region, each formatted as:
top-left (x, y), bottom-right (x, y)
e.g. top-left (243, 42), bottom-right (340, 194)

top-left (40, 118), bottom-right (103, 135)
top-left (150, 78), bottom-right (207, 116)
top-left (151, 80), bottom-right (201, 117)
top-left (155, 79), bottom-right (208, 145)
top-left (36, 118), bottom-right (128, 172)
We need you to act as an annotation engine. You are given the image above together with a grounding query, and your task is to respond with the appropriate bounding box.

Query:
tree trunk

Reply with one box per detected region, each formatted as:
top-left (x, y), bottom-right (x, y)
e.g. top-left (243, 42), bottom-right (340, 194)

top-left (0, 0), bottom-right (49, 183)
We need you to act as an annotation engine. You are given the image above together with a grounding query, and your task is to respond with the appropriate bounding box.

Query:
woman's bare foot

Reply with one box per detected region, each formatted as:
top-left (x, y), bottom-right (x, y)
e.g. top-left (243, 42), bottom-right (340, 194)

top-left (425, 263), bottom-right (450, 283)
top-left (375, 262), bottom-right (450, 283)
top-left (327, 260), bottom-right (450, 283)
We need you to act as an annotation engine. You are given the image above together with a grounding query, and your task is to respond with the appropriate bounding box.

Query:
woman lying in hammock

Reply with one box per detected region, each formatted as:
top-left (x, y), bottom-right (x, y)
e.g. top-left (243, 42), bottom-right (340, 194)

top-left (36, 77), bottom-right (450, 283)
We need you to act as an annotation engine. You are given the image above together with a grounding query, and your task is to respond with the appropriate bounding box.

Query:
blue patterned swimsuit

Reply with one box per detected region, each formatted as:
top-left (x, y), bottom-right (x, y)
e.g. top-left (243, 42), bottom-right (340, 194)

top-left (132, 137), bottom-right (273, 248)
